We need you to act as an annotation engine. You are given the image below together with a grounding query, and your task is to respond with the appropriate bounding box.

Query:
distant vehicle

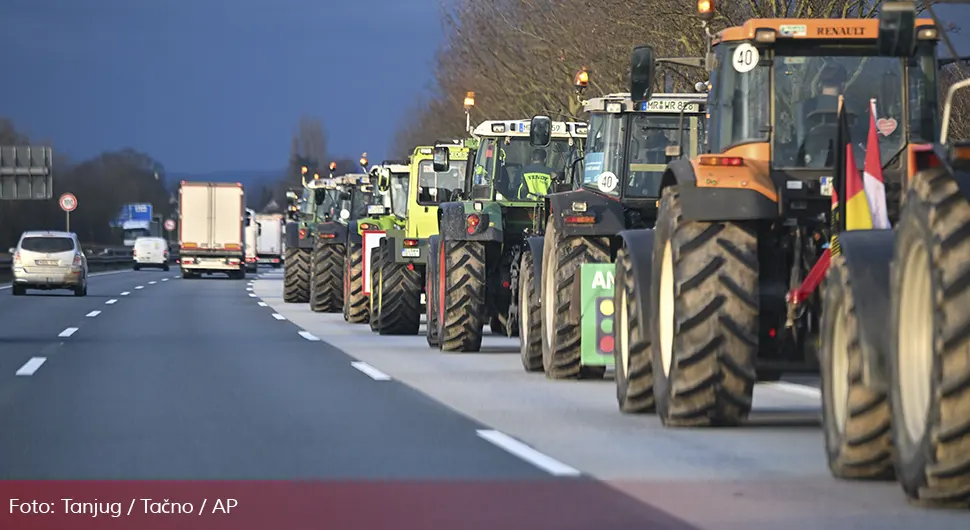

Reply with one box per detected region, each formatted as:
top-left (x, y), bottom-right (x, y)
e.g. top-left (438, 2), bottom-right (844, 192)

top-left (133, 236), bottom-right (170, 271)
top-left (254, 213), bottom-right (283, 267)
top-left (244, 209), bottom-right (259, 272)
top-left (178, 181), bottom-right (246, 279)
top-left (122, 217), bottom-right (162, 246)
top-left (8, 231), bottom-right (88, 296)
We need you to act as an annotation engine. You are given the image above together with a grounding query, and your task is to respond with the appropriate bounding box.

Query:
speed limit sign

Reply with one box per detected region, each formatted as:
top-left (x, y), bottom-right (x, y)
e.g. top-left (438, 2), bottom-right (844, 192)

top-left (164, 219), bottom-right (176, 231)
top-left (59, 193), bottom-right (77, 212)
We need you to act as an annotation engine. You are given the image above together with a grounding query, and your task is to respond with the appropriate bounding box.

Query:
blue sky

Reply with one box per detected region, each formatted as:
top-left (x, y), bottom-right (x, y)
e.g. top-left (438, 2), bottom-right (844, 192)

top-left (0, 0), bottom-right (443, 174)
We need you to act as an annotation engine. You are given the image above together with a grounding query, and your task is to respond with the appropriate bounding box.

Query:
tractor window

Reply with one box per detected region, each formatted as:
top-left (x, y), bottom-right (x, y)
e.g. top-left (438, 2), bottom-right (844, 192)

top-left (390, 173), bottom-right (409, 217)
top-left (626, 114), bottom-right (703, 198)
top-left (772, 49), bottom-right (906, 169)
top-left (499, 137), bottom-right (575, 200)
top-left (707, 42), bottom-right (770, 153)
top-left (908, 42), bottom-right (940, 143)
top-left (350, 187), bottom-right (379, 219)
top-left (315, 189), bottom-right (341, 220)
top-left (416, 159), bottom-right (465, 205)
top-left (582, 113), bottom-right (625, 197)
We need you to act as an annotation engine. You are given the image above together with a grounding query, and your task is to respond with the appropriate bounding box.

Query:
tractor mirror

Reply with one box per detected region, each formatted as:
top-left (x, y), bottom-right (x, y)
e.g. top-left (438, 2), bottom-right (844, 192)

top-left (630, 45), bottom-right (656, 103)
top-left (432, 146), bottom-right (450, 172)
top-left (285, 191), bottom-right (298, 201)
top-left (530, 116), bottom-right (552, 147)
top-left (877, 2), bottom-right (917, 57)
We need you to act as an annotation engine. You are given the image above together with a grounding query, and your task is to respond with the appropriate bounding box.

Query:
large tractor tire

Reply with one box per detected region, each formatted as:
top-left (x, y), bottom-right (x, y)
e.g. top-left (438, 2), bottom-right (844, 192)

top-left (377, 245), bottom-right (422, 335)
top-left (819, 257), bottom-right (893, 480)
top-left (518, 250), bottom-right (542, 372)
top-left (613, 247), bottom-right (655, 414)
top-left (650, 187), bottom-right (758, 427)
top-left (283, 247), bottom-right (310, 303)
top-left (368, 247), bottom-right (382, 332)
top-left (426, 236), bottom-right (441, 348)
top-left (540, 217), bottom-right (609, 379)
top-left (309, 241), bottom-right (344, 313)
top-left (343, 243), bottom-right (368, 323)
top-left (438, 240), bottom-right (487, 352)
top-left (889, 168), bottom-right (970, 507)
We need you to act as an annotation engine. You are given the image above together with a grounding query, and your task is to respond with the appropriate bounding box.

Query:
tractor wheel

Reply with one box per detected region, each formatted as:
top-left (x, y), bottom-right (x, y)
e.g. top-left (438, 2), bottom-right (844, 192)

top-left (342, 243), bottom-right (368, 323)
top-left (377, 246), bottom-right (422, 335)
top-left (425, 237), bottom-right (441, 348)
top-left (518, 250), bottom-right (542, 372)
top-left (283, 247), bottom-right (310, 303)
top-left (310, 242), bottom-right (344, 313)
top-left (613, 247), bottom-right (655, 414)
top-left (889, 168), bottom-right (970, 507)
top-left (369, 247), bottom-right (381, 332)
top-left (438, 240), bottom-right (487, 352)
top-left (820, 257), bottom-right (893, 480)
top-left (540, 217), bottom-right (609, 379)
top-left (650, 187), bottom-right (758, 427)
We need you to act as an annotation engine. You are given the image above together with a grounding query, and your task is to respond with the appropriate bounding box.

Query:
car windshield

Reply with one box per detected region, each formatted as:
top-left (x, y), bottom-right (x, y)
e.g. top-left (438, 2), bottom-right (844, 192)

top-left (21, 236), bottom-right (75, 253)
top-left (472, 136), bottom-right (577, 200)
top-left (390, 173), bottom-right (409, 216)
top-left (773, 53), bottom-right (906, 169)
top-left (417, 159), bottom-right (465, 205)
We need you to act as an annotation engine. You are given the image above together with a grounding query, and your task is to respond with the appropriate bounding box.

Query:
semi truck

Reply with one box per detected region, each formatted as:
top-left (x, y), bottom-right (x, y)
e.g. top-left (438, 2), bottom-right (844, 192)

top-left (178, 181), bottom-right (247, 279)
top-left (254, 213), bottom-right (284, 267)
top-left (244, 209), bottom-right (259, 272)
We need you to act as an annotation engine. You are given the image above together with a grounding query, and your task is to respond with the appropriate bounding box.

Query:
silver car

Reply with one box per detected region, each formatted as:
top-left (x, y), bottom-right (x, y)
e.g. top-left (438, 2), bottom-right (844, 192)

top-left (9, 231), bottom-right (88, 296)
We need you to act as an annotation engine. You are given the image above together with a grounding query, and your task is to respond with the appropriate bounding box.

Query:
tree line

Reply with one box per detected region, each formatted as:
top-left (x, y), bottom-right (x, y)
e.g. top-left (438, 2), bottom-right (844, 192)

top-left (390, 0), bottom-right (970, 155)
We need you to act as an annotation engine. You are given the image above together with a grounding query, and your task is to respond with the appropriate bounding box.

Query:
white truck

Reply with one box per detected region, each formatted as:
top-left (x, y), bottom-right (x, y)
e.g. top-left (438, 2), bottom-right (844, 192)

top-left (244, 209), bottom-right (259, 272)
top-left (254, 213), bottom-right (284, 267)
top-left (178, 181), bottom-right (246, 279)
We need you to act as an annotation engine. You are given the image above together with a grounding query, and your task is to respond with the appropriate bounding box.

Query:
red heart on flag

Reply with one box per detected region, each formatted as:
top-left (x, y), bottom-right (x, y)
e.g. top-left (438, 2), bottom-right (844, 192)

top-left (876, 118), bottom-right (898, 136)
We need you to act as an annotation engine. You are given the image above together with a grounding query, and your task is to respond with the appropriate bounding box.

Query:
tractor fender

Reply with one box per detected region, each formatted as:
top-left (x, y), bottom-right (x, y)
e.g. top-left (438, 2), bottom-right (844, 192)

top-left (836, 230), bottom-right (895, 393)
top-left (616, 229), bottom-right (655, 339)
top-left (347, 220), bottom-right (363, 246)
top-left (438, 202), bottom-right (502, 242)
top-left (661, 159), bottom-right (777, 222)
top-left (548, 189), bottom-right (625, 237)
top-left (525, 235), bottom-right (544, 293)
top-left (315, 221), bottom-right (349, 245)
top-left (285, 221), bottom-right (313, 249)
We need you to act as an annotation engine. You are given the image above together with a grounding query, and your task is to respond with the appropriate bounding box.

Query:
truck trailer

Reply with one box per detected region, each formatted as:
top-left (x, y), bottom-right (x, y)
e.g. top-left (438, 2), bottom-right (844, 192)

top-left (178, 181), bottom-right (247, 279)
top-left (254, 212), bottom-right (284, 267)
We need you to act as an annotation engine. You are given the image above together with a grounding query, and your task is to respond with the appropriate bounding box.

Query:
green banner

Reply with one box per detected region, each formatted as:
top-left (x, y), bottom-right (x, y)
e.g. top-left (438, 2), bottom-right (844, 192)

top-left (580, 263), bottom-right (616, 367)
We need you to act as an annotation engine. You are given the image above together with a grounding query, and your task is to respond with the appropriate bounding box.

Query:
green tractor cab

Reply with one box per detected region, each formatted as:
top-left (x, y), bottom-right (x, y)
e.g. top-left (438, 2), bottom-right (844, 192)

top-left (283, 168), bottom-right (343, 303)
top-left (524, 92), bottom-right (707, 393)
top-left (367, 142), bottom-right (470, 335)
top-left (424, 120), bottom-right (587, 352)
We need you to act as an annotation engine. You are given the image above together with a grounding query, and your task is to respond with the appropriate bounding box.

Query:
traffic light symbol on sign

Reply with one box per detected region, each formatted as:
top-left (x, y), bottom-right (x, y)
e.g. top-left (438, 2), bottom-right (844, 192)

top-left (595, 296), bottom-right (614, 354)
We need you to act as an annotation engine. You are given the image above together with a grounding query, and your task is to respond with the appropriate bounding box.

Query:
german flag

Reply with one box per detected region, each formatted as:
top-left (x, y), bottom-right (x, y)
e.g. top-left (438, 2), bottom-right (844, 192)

top-left (832, 95), bottom-right (873, 232)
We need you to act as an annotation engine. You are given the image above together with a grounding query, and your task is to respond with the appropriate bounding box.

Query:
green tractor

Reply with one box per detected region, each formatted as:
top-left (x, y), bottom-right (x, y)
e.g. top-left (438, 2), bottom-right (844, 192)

top-left (367, 142), bottom-right (470, 335)
top-left (425, 120), bottom-right (588, 352)
top-left (283, 165), bottom-right (343, 303)
top-left (342, 161), bottom-right (410, 323)
top-left (524, 90), bottom-right (707, 402)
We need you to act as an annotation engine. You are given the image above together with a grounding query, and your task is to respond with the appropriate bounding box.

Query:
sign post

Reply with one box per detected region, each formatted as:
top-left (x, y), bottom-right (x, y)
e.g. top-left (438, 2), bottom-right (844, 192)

top-left (164, 219), bottom-right (176, 244)
top-left (59, 193), bottom-right (77, 232)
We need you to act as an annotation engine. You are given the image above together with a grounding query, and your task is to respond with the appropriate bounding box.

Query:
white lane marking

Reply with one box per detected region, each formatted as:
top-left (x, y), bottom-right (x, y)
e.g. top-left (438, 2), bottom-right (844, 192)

top-left (246, 287), bottom-right (253, 291)
top-left (85, 310), bottom-right (101, 317)
top-left (149, 281), bottom-right (157, 285)
top-left (58, 327), bottom-right (79, 337)
top-left (135, 285), bottom-right (144, 290)
top-left (257, 302), bottom-right (267, 307)
top-left (248, 293), bottom-right (257, 298)
top-left (172, 275), bottom-right (179, 279)
top-left (476, 429), bottom-right (582, 476)
top-left (351, 361), bottom-right (392, 381)
top-left (0, 269), bottom-right (138, 290)
top-left (16, 357), bottom-right (47, 376)
top-left (763, 381), bottom-right (822, 398)
top-left (298, 331), bottom-right (320, 341)
top-left (271, 313), bottom-right (286, 320)
top-left (105, 299), bottom-right (118, 305)
top-left (121, 291), bottom-right (130, 296)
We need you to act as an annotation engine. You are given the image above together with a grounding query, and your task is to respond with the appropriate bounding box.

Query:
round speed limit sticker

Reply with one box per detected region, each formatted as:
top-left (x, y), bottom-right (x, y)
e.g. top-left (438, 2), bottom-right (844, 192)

top-left (597, 172), bottom-right (618, 193)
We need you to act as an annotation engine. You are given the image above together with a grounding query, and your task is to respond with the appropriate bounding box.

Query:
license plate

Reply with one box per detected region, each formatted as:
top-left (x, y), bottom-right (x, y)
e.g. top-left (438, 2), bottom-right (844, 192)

top-left (820, 177), bottom-right (833, 197)
top-left (401, 248), bottom-right (420, 258)
top-left (35, 260), bottom-right (58, 266)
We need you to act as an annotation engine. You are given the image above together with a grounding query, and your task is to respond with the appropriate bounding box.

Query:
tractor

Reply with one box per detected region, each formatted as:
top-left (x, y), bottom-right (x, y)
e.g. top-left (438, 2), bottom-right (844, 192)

top-left (367, 142), bottom-right (470, 335)
top-left (614, 2), bottom-right (950, 435)
top-left (425, 120), bottom-right (587, 352)
top-left (812, 1), bottom-right (970, 508)
top-left (283, 163), bottom-right (343, 303)
top-left (524, 90), bottom-right (706, 391)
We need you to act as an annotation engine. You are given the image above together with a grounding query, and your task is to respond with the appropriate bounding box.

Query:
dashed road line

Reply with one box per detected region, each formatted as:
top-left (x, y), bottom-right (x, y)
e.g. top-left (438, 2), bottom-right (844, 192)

top-left (476, 430), bottom-right (582, 477)
top-left (257, 302), bottom-right (267, 307)
top-left (58, 327), bottom-right (79, 338)
top-left (135, 285), bottom-right (144, 290)
top-left (763, 381), bottom-right (821, 398)
top-left (271, 313), bottom-right (286, 320)
top-left (161, 278), bottom-right (169, 282)
top-left (121, 292), bottom-right (130, 296)
top-left (85, 310), bottom-right (101, 317)
top-left (106, 299), bottom-right (118, 305)
top-left (16, 357), bottom-right (47, 376)
top-left (351, 362), bottom-right (391, 381)
top-left (149, 281), bottom-right (157, 285)
top-left (246, 287), bottom-right (253, 291)
top-left (248, 293), bottom-right (257, 297)
top-left (298, 331), bottom-right (320, 341)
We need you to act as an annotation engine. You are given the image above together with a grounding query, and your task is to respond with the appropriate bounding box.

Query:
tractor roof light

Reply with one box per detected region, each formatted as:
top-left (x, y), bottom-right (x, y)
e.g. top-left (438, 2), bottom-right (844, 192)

top-left (698, 0), bottom-right (714, 21)
top-left (329, 161), bottom-right (337, 171)
top-left (301, 166), bottom-right (308, 175)
top-left (574, 69), bottom-right (589, 91)
top-left (360, 153), bottom-right (368, 167)
top-left (464, 91), bottom-right (475, 111)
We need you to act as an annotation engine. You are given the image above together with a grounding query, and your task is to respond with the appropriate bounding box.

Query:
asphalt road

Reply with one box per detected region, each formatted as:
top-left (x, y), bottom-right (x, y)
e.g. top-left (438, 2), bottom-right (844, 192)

top-left (253, 269), bottom-right (970, 530)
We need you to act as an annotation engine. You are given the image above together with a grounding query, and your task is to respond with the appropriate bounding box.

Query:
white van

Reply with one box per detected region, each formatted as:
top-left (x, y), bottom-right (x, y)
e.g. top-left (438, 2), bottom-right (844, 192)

top-left (133, 237), bottom-right (170, 271)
